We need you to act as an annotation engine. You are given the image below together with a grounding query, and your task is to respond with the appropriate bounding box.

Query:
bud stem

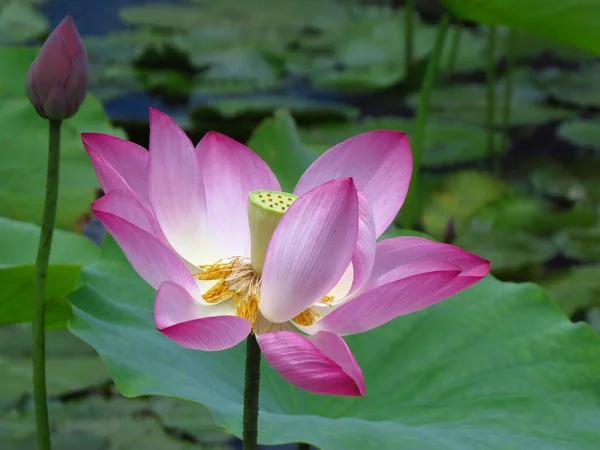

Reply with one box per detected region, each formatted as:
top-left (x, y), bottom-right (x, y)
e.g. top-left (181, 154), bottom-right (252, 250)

top-left (33, 118), bottom-right (62, 450)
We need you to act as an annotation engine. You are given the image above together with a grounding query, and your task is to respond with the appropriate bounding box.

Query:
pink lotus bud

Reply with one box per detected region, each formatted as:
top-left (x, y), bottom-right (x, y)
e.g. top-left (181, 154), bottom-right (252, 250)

top-left (25, 16), bottom-right (89, 120)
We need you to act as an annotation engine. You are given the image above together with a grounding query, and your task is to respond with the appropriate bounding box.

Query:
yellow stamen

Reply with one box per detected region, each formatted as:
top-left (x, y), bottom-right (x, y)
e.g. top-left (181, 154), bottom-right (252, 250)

top-left (202, 280), bottom-right (231, 303)
top-left (236, 294), bottom-right (259, 325)
top-left (293, 308), bottom-right (319, 326)
top-left (195, 260), bottom-right (236, 280)
top-left (320, 295), bottom-right (334, 304)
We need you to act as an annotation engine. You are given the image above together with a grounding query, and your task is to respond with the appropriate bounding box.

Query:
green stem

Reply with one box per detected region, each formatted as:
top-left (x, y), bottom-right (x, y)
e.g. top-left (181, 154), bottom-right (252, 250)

top-left (33, 118), bottom-right (62, 450)
top-left (297, 444), bottom-right (311, 450)
top-left (405, 0), bottom-right (414, 75)
top-left (499, 28), bottom-right (516, 173)
top-left (446, 21), bottom-right (463, 74)
top-left (242, 333), bottom-right (262, 450)
top-left (485, 25), bottom-right (497, 171)
top-left (401, 13), bottom-right (450, 229)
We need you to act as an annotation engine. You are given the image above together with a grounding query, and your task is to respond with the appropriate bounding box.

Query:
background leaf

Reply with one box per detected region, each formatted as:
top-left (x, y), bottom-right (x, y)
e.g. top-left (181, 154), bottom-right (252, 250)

top-left (68, 236), bottom-right (600, 449)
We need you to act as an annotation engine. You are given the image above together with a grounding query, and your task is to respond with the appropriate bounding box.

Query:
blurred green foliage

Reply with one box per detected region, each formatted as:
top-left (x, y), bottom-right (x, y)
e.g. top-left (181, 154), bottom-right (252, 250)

top-left (1, 0), bottom-right (600, 447)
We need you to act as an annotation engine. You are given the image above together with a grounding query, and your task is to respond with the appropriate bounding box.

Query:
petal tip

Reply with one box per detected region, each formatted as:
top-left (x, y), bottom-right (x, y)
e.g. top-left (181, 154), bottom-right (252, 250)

top-left (149, 107), bottom-right (172, 125)
top-left (158, 317), bottom-right (251, 351)
top-left (259, 331), bottom-right (365, 397)
top-left (80, 131), bottom-right (101, 148)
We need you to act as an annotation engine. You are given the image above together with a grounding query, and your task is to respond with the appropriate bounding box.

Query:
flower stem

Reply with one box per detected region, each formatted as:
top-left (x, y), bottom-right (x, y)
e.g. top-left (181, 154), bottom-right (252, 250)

top-left (405, 0), bottom-right (414, 75)
top-left (297, 444), bottom-right (311, 450)
top-left (446, 21), bottom-right (462, 74)
top-left (485, 25), bottom-right (497, 172)
top-left (499, 28), bottom-right (516, 173)
top-left (33, 118), bottom-right (62, 450)
top-left (242, 333), bottom-right (262, 450)
top-left (401, 13), bottom-right (450, 229)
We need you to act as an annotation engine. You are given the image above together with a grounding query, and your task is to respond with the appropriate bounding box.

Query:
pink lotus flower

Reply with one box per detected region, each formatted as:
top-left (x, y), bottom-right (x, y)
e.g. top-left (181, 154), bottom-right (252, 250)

top-left (26, 16), bottom-right (88, 120)
top-left (82, 109), bottom-right (490, 397)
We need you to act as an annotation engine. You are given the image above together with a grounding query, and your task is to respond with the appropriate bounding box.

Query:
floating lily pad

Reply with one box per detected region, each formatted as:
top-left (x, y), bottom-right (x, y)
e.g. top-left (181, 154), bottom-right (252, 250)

top-left (190, 95), bottom-right (358, 127)
top-left (0, 326), bottom-right (108, 409)
top-left (1, 395), bottom-right (232, 449)
top-left (152, 398), bottom-right (232, 445)
top-left (455, 229), bottom-right (555, 276)
top-left (67, 235), bottom-right (600, 449)
top-left (538, 65), bottom-right (600, 108)
top-left (530, 161), bottom-right (588, 202)
top-left (570, 158), bottom-right (600, 204)
top-left (541, 266), bottom-right (600, 316)
top-left (1, 355), bottom-right (108, 398)
top-left (529, 157), bottom-right (600, 206)
top-left (311, 64), bottom-right (405, 93)
top-left (0, 0), bottom-right (47, 45)
top-left (84, 31), bottom-right (157, 101)
top-left (421, 171), bottom-right (507, 239)
top-left (442, 26), bottom-right (489, 74)
top-left (472, 194), bottom-right (597, 235)
top-left (310, 9), bottom-right (438, 91)
top-left (555, 227), bottom-right (600, 261)
top-left (119, 0), bottom-right (344, 31)
top-left (407, 76), bottom-right (575, 126)
top-left (470, 194), bottom-right (546, 233)
top-left (0, 325), bottom-right (97, 358)
top-left (299, 117), bottom-right (503, 168)
top-left (558, 120), bottom-right (600, 150)
top-left (194, 48), bottom-right (279, 84)
top-left (2, 426), bottom-right (107, 450)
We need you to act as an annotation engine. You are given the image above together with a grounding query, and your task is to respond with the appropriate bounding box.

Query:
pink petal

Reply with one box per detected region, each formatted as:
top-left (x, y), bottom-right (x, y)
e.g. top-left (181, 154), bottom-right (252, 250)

top-left (369, 237), bottom-right (491, 283)
top-left (197, 131), bottom-right (280, 256)
top-left (260, 179), bottom-right (359, 323)
top-left (349, 191), bottom-right (377, 295)
top-left (93, 210), bottom-right (199, 295)
top-left (154, 282), bottom-right (250, 351)
top-left (366, 258), bottom-right (462, 290)
top-left (147, 108), bottom-right (211, 266)
top-left (92, 189), bottom-right (166, 244)
top-left (318, 269), bottom-right (463, 335)
top-left (258, 331), bottom-right (364, 396)
top-left (294, 131), bottom-right (412, 237)
top-left (81, 133), bottom-right (149, 203)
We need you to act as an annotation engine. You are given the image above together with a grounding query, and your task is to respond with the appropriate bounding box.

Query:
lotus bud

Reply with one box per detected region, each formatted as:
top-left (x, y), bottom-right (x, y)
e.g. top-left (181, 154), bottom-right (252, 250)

top-left (25, 16), bottom-right (89, 120)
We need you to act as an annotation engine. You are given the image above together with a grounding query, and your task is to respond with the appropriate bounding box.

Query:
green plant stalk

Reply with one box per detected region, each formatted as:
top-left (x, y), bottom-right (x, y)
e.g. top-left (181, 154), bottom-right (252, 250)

top-left (297, 444), bottom-right (311, 450)
top-left (33, 118), bottom-right (62, 450)
top-left (500, 28), bottom-right (516, 167)
top-left (405, 0), bottom-right (415, 75)
top-left (242, 333), bottom-right (262, 450)
top-left (446, 21), bottom-right (463, 74)
top-left (485, 25), bottom-right (497, 171)
top-left (401, 13), bottom-right (450, 229)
